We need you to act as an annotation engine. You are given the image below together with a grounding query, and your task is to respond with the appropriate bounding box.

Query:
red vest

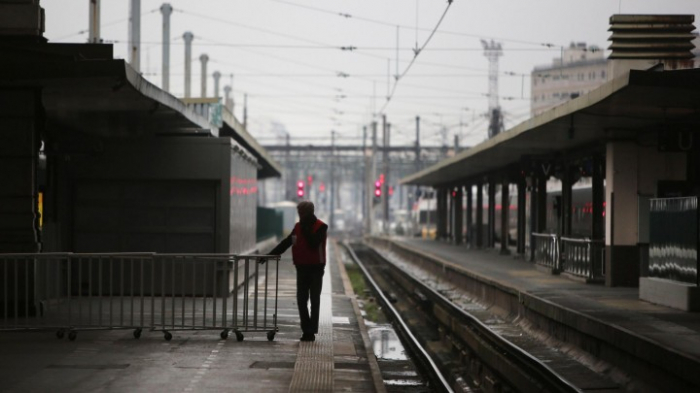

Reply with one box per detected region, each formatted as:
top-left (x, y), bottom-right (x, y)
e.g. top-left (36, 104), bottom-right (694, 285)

top-left (291, 219), bottom-right (326, 265)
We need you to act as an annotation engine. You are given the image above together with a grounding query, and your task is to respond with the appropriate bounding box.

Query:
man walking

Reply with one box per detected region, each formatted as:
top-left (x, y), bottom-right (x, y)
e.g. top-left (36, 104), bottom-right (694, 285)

top-left (268, 201), bottom-right (328, 342)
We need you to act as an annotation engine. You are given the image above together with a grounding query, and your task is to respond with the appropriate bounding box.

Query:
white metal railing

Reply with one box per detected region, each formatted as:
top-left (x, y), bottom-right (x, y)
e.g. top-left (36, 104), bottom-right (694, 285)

top-left (560, 237), bottom-right (605, 282)
top-left (532, 233), bottom-right (560, 271)
top-left (0, 253), bottom-right (279, 342)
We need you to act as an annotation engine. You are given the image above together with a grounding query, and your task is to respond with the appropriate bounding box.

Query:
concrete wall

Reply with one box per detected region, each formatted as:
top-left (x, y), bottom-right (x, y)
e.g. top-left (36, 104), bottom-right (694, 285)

top-left (43, 136), bottom-right (258, 254)
top-left (605, 141), bottom-right (686, 286)
top-left (0, 89), bottom-right (40, 253)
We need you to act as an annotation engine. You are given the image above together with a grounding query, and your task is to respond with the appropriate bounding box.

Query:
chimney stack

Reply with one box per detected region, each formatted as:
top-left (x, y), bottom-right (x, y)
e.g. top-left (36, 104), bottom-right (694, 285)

top-left (89, 0), bottom-right (100, 43)
top-left (183, 31), bottom-right (194, 98)
top-left (213, 71), bottom-right (221, 98)
top-left (199, 54), bottom-right (209, 98)
top-left (160, 3), bottom-right (173, 92)
top-left (223, 85), bottom-right (234, 112)
top-left (129, 0), bottom-right (141, 72)
top-left (608, 14), bottom-right (696, 78)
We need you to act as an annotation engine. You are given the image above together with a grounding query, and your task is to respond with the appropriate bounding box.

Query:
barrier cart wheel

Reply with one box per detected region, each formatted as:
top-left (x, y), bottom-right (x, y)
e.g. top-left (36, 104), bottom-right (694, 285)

top-left (235, 331), bottom-right (244, 342)
top-left (164, 331), bottom-right (172, 341)
top-left (68, 331), bottom-right (77, 341)
top-left (220, 329), bottom-right (229, 340)
top-left (56, 329), bottom-right (65, 339)
top-left (133, 328), bottom-right (142, 339)
top-left (267, 331), bottom-right (275, 342)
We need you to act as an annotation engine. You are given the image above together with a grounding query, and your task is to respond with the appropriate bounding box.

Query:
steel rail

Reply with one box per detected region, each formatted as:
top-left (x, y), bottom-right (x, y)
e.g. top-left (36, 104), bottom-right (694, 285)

top-left (350, 243), bottom-right (584, 393)
top-left (342, 242), bottom-right (454, 393)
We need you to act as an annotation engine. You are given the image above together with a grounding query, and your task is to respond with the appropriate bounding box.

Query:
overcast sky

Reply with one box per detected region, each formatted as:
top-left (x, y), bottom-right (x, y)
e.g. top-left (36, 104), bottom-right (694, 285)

top-left (43, 0), bottom-right (699, 147)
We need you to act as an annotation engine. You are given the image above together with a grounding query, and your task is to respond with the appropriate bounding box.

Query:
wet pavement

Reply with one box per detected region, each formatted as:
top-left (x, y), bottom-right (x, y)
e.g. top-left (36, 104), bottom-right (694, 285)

top-left (0, 242), bottom-right (384, 393)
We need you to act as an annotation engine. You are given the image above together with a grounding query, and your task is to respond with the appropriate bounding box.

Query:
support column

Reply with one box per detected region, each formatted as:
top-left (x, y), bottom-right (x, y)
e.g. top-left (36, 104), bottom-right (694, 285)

top-left (592, 156), bottom-right (604, 240)
top-left (536, 174), bottom-right (547, 233)
top-left (517, 177), bottom-right (526, 255)
top-left (500, 178), bottom-right (510, 255)
top-left (0, 89), bottom-right (40, 252)
top-left (453, 187), bottom-right (463, 244)
top-left (476, 182), bottom-right (483, 248)
top-left (436, 188), bottom-right (443, 240)
top-left (605, 142), bottom-right (640, 287)
top-left (446, 188), bottom-right (452, 240)
top-left (438, 188), bottom-right (448, 240)
top-left (466, 185), bottom-right (473, 248)
top-left (561, 164), bottom-right (573, 237)
top-left (528, 176), bottom-right (537, 261)
top-left (488, 178), bottom-right (496, 248)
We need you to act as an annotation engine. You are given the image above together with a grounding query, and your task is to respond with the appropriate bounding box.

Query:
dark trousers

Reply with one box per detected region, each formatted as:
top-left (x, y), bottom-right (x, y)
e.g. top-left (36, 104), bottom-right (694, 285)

top-left (295, 264), bottom-right (325, 335)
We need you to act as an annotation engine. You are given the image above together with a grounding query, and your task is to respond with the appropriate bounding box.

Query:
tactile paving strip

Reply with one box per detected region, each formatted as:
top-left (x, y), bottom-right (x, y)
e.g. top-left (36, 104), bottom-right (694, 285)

top-left (288, 262), bottom-right (334, 392)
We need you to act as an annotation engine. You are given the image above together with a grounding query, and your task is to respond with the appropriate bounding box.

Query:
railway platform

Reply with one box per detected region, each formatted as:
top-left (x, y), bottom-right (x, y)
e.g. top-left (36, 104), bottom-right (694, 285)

top-left (372, 236), bottom-right (700, 390)
top-left (0, 242), bottom-right (384, 393)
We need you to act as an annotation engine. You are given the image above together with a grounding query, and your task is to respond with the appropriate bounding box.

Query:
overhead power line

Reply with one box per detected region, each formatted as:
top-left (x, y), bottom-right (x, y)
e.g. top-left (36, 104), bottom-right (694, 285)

top-left (264, 0), bottom-right (563, 48)
top-left (378, 0), bottom-right (454, 114)
top-left (103, 40), bottom-right (562, 52)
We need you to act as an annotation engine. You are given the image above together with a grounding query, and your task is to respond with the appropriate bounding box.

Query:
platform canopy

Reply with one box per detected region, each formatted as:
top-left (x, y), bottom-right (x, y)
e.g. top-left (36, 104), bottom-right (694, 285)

top-left (0, 43), bottom-right (281, 179)
top-left (401, 67), bottom-right (700, 187)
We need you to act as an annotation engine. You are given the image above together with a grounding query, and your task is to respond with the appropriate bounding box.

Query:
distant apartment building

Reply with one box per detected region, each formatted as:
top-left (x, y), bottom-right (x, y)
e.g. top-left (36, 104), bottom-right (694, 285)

top-left (694, 32), bottom-right (700, 67)
top-left (531, 34), bottom-right (699, 116)
top-left (530, 42), bottom-right (608, 116)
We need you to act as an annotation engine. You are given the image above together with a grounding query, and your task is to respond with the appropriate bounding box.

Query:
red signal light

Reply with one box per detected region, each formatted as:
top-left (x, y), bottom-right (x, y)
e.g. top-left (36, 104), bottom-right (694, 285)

top-left (297, 180), bottom-right (305, 198)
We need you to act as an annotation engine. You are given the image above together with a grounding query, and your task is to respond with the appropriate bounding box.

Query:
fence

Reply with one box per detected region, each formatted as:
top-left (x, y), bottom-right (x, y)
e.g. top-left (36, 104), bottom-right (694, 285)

top-left (532, 233), bottom-right (560, 271)
top-left (560, 237), bottom-right (605, 282)
top-left (0, 253), bottom-right (279, 341)
top-left (533, 233), bottom-right (604, 281)
top-left (649, 197), bottom-right (699, 285)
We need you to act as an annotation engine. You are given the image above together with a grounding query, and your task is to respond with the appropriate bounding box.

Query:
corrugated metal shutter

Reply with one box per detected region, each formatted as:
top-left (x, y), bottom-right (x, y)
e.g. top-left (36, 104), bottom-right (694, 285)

top-left (73, 181), bottom-right (216, 253)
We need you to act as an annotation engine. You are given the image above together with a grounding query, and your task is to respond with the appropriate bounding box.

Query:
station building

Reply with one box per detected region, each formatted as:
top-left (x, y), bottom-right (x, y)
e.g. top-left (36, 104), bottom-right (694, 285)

top-left (0, 1), bottom-right (281, 257)
top-left (403, 15), bottom-right (700, 311)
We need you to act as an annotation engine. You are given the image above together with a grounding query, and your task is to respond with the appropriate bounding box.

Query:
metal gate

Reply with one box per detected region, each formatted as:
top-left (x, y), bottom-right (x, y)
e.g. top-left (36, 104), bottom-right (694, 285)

top-left (0, 253), bottom-right (279, 341)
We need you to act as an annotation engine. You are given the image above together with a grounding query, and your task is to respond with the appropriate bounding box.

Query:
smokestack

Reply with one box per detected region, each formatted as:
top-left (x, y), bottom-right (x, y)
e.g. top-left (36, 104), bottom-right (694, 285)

top-left (129, 0), bottom-right (141, 72)
top-left (183, 31), bottom-right (193, 98)
top-left (243, 93), bottom-right (248, 128)
top-left (199, 54), bottom-right (209, 97)
top-left (213, 71), bottom-right (221, 98)
top-left (160, 3), bottom-right (173, 92)
top-left (223, 85), bottom-right (233, 112)
top-left (608, 14), bottom-right (696, 78)
top-left (89, 0), bottom-right (100, 43)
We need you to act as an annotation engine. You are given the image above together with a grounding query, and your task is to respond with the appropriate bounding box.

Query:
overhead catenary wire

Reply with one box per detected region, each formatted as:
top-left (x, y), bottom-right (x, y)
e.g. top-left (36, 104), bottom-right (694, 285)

top-left (95, 40), bottom-right (563, 52)
top-left (378, 0), bottom-right (454, 115)
top-left (50, 8), bottom-right (159, 42)
top-left (263, 0), bottom-right (565, 48)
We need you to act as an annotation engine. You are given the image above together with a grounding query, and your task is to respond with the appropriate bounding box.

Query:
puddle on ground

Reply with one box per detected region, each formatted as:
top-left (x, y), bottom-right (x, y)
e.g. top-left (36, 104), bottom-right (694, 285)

top-left (368, 324), bottom-right (408, 361)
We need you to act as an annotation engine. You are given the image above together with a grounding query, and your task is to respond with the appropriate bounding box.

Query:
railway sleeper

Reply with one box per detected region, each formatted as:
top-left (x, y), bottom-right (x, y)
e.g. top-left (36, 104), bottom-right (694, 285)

top-left (382, 257), bottom-right (547, 392)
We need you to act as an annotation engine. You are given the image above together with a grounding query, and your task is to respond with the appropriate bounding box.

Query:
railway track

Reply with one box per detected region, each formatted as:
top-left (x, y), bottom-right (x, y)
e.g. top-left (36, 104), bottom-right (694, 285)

top-left (343, 242), bottom-right (585, 393)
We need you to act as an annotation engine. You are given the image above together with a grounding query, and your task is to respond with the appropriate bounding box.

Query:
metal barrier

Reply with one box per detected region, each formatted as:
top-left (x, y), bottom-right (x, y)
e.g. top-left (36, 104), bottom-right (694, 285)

top-left (649, 197), bottom-right (699, 285)
top-left (560, 237), bottom-right (605, 282)
top-left (0, 253), bottom-right (279, 341)
top-left (532, 233), bottom-right (560, 271)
